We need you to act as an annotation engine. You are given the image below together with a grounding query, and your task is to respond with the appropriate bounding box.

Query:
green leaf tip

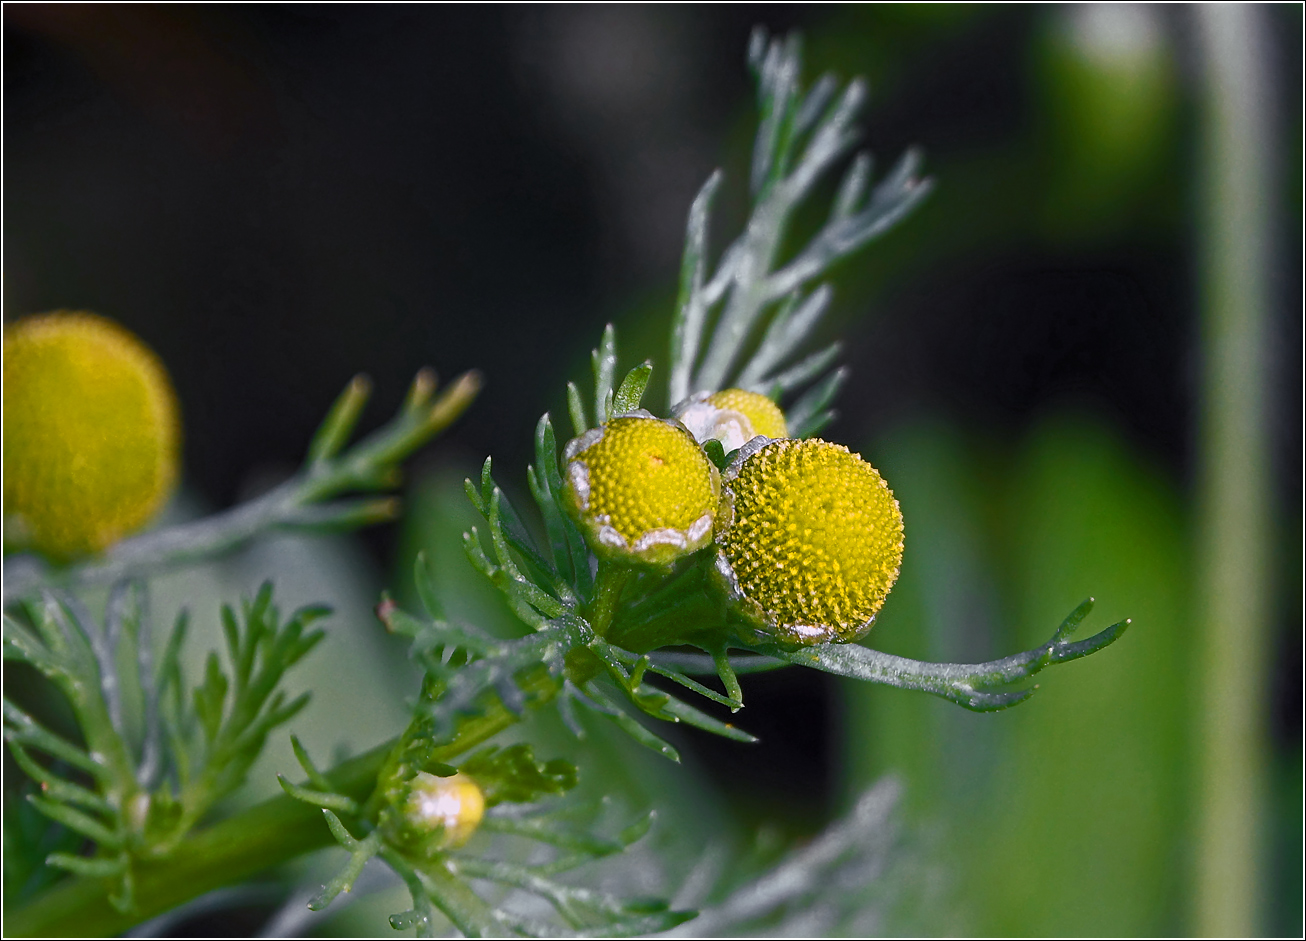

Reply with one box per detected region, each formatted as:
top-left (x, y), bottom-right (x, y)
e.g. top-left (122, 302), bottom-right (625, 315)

top-left (460, 743), bottom-right (578, 806)
top-left (613, 360), bottom-right (654, 415)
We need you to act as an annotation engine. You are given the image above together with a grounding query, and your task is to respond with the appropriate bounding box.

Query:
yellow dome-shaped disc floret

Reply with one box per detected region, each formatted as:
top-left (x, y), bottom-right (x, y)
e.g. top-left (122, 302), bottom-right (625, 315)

top-left (562, 414), bottom-right (719, 567)
top-left (4, 312), bottom-right (181, 560)
top-left (715, 437), bottom-right (904, 646)
top-left (675, 388), bottom-right (788, 452)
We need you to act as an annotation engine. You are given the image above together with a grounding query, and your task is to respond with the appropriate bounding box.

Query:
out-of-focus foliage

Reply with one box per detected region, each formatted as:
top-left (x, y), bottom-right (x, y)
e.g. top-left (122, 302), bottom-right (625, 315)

top-left (844, 415), bottom-right (1189, 935)
top-left (1034, 5), bottom-right (1179, 240)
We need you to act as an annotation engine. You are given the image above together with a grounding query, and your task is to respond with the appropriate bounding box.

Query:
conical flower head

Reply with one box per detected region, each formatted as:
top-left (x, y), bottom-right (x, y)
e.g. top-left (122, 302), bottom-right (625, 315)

top-left (715, 437), bottom-right (904, 645)
top-left (562, 413), bottom-right (719, 567)
top-left (3, 311), bottom-right (181, 560)
top-left (675, 388), bottom-right (788, 452)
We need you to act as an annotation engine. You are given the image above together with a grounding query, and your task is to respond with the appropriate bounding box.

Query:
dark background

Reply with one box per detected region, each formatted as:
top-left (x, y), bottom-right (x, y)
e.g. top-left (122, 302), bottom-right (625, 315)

top-left (14, 5), bottom-right (1286, 499)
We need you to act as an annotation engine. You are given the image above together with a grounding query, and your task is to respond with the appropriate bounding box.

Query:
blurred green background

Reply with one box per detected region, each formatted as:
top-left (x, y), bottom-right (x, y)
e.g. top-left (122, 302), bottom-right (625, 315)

top-left (5, 5), bottom-right (1300, 936)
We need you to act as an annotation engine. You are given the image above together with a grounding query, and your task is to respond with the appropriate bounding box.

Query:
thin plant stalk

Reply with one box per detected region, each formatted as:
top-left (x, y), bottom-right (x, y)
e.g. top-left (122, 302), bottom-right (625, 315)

top-left (1192, 5), bottom-right (1275, 936)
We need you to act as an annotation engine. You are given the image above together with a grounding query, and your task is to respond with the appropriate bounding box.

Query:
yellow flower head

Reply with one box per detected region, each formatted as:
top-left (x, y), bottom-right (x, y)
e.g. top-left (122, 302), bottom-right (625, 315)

top-left (3, 312), bottom-right (181, 560)
top-left (562, 413), bottom-right (719, 567)
top-left (674, 388), bottom-right (788, 452)
top-left (715, 437), bottom-right (904, 646)
top-left (396, 772), bottom-right (485, 853)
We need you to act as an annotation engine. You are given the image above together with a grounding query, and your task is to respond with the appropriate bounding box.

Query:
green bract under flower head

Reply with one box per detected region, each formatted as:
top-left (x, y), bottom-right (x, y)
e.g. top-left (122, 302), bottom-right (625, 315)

top-left (675, 388), bottom-right (788, 452)
top-left (563, 413), bottom-right (719, 566)
top-left (715, 437), bottom-right (904, 646)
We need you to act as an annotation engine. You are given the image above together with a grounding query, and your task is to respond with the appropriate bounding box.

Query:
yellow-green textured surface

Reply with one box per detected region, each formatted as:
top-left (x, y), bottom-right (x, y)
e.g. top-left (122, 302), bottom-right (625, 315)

top-left (570, 417), bottom-right (716, 541)
top-left (721, 438), bottom-right (904, 639)
top-left (3, 312), bottom-right (180, 559)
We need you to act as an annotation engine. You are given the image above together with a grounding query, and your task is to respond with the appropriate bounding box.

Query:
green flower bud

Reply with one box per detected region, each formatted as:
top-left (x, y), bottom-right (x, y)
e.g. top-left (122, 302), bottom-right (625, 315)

top-left (562, 413), bottom-right (719, 567)
top-left (714, 437), bottom-right (904, 646)
top-left (388, 771), bottom-right (485, 855)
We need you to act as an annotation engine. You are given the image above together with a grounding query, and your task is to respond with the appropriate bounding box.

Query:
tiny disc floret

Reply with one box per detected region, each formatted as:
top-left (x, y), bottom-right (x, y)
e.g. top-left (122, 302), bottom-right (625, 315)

top-left (562, 414), bottom-right (719, 567)
top-left (675, 388), bottom-right (788, 452)
top-left (715, 437), bottom-right (904, 646)
top-left (3, 311), bottom-right (181, 560)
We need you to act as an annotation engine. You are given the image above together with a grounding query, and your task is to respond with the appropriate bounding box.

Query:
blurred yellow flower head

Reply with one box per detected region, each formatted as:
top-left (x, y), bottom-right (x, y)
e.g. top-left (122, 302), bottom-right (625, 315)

top-left (3, 311), bottom-right (181, 560)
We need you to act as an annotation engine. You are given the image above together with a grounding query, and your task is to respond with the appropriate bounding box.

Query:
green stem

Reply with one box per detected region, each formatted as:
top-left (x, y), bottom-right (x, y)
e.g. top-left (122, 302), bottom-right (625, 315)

top-left (364, 665), bottom-right (561, 821)
top-left (584, 562), bottom-right (633, 639)
top-left (61, 682), bottom-right (139, 811)
top-left (5, 741), bottom-right (390, 938)
top-left (1192, 6), bottom-right (1274, 936)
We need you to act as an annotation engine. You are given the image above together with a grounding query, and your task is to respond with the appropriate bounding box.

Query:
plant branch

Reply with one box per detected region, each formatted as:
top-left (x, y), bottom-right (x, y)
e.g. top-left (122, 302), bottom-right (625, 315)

top-left (5, 655), bottom-right (554, 938)
top-left (4, 740), bottom-right (391, 938)
top-left (760, 598), bottom-right (1129, 712)
top-left (3, 370), bottom-right (480, 605)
